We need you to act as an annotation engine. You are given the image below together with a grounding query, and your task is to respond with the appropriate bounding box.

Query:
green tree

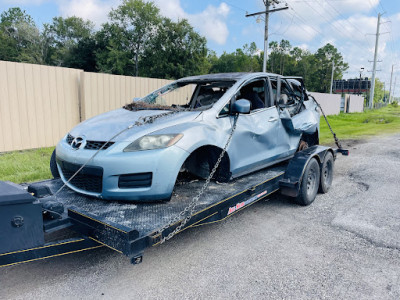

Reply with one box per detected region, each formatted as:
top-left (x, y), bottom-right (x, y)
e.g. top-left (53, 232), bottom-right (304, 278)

top-left (95, 23), bottom-right (135, 75)
top-left (373, 78), bottom-right (385, 103)
top-left (267, 41), bottom-right (279, 73)
top-left (0, 7), bottom-right (45, 64)
top-left (108, 0), bottom-right (161, 76)
top-left (140, 18), bottom-right (208, 79)
top-left (313, 43), bottom-right (348, 93)
top-left (267, 39), bottom-right (292, 75)
top-left (47, 16), bottom-right (96, 70)
top-left (0, 7), bottom-right (34, 27)
top-left (209, 42), bottom-right (261, 73)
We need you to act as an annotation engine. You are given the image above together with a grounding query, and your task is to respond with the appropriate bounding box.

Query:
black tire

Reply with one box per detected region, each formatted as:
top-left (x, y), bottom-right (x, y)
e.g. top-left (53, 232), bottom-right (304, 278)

top-left (319, 151), bottom-right (334, 193)
top-left (50, 149), bottom-right (60, 179)
top-left (207, 149), bottom-right (231, 183)
top-left (295, 158), bottom-right (320, 206)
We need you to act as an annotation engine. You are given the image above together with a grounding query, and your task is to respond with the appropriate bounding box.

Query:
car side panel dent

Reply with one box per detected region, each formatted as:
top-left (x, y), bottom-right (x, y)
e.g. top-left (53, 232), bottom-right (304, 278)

top-left (279, 106), bottom-right (319, 134)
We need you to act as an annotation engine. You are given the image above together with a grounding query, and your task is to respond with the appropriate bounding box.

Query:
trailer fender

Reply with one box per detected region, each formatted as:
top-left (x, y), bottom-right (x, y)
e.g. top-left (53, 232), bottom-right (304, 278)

top-left (279, 145), bottom-right (335, 197)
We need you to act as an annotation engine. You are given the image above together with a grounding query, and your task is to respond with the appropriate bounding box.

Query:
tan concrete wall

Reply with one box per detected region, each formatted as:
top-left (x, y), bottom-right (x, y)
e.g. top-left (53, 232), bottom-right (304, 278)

top-left (0, 61), bottom-right (189, 152)
top-left (345, 94), bottom-right (364, 113)
top-left (80, 72), bottom-right (191, 120)
top-left (309, 92), bottom-right (341, 115)
top-left (0, 61), bottom-right (82, 152)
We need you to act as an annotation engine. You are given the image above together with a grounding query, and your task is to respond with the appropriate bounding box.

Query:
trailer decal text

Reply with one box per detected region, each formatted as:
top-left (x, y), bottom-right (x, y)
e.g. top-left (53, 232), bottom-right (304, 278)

top-left (227, 190), bottom-right (268, 215)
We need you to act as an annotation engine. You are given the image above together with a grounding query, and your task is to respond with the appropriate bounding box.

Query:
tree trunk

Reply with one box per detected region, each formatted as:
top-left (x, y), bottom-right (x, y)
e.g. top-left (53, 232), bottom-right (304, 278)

top-left (135, 52), bottom-right (139, 77)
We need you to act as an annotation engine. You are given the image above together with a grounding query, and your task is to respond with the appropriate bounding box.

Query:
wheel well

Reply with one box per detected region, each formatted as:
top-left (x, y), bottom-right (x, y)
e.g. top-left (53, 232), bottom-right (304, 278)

top-left (182, 145), bottom-right (231, 181)
top-left (313, 149), bottom-right (334, 165)
top-left (301, 130), bottom-right (319, 146)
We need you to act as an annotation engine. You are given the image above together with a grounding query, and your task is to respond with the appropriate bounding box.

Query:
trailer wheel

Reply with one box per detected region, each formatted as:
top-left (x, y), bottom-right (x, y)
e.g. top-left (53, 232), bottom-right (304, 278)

top-left (50, 149), bottom-right (60, 179)
top-left (318, 151), bottom-right (334, 193)
top-left (295, 158), bottom-right (320, 206)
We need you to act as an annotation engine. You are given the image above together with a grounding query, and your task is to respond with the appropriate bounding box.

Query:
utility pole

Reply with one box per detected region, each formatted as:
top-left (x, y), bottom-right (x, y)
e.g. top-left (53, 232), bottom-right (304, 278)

top-left (388, 64), bottom-right (394, 103)
top-left (369, 13), bottom-right (382, 109)
top-left (263, 1), bottom-right (270, 73)
top-left (246, 1), bottom-right (288, 73)
top-left (393, 76), bottom-right (397, 103)
top-left (330, 59), bottom-right (335, 94)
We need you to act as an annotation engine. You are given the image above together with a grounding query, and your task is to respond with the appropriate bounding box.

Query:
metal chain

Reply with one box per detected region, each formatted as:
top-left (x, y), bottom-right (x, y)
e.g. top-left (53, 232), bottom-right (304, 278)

top-left (311, 96), bottom-right (343, 149)
top-left (55, 104), bottom-right (239, 244)
top-left (157, 115), bottom-right (239, 244)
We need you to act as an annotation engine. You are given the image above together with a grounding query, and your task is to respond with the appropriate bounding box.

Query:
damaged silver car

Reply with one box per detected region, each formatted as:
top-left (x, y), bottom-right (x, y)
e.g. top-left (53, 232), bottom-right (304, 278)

top-left (52, 72), bottom-right (320, 201)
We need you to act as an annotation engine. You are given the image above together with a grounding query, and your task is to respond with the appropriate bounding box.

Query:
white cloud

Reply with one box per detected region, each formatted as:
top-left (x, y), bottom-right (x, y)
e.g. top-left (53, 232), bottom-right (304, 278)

top-left (56, 0), bottom-right (231, 44)
top-left (153, 0), bottom-right (230, 45)
top-left (190, 3), bottom-right (230, 45)
top-left (331, 15), bottom-right (377, 42)
top-left (283, 23), bottom-right (319, 43)
top-left (2, 0), bottom-right (49, 4)
top-left (279, 0), bottom-right (382, 44)
top-left (285, 0), bottom-right (379, 17)
top-left (153, 0), bottom-right (185, 20)
top-left (57, 0), bottom-right (117, 26)
top-left (331, 0), bottom-right (380, 13)
top-left (298, 43), bottom-right (309, 50)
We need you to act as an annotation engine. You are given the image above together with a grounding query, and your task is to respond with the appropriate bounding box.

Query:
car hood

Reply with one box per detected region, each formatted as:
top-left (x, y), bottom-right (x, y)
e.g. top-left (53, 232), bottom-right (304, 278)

top-left (69, 108), bottom-right (202, 142)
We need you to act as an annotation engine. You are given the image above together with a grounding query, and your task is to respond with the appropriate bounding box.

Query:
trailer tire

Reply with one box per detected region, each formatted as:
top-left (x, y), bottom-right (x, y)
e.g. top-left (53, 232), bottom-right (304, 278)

top-left (318, 151), bottom-right (334, 194)
top-left (50, 149), bottom-right (60, 179)
top-left (295, 158), bottom-right (320, 206)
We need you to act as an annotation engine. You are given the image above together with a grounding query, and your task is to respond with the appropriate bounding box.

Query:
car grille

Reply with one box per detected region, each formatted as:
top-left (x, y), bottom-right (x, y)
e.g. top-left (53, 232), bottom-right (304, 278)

top-left (57, 159), bottom-right (103, 193)
top-left (66, 134), bottom-right (114, 150)
top-left (85, 141), bottom-right (114, 150)
top-left (118, 173), bottom-right (152, 188)
top-left (66, 133), bottom-right (74, 144)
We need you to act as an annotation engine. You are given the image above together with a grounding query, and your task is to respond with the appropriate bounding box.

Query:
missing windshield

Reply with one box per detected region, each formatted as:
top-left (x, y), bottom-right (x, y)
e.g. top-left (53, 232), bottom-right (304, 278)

top-left (124, 80), bottom-right (235, 111)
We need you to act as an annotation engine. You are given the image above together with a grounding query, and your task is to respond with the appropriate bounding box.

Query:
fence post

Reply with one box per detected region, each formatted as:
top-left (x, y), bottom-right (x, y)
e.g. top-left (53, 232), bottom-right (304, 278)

top-left (79, 71), bottom-right (85, 122)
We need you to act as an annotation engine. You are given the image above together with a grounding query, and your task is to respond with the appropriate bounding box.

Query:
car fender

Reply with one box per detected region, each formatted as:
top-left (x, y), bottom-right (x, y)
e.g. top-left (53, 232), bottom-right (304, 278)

top-left (150, 121), bottom-right (231, 154)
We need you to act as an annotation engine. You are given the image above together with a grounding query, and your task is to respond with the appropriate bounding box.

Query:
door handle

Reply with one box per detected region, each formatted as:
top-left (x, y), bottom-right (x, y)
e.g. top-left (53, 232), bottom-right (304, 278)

top-left (268, 117), bottom-right (278, 122)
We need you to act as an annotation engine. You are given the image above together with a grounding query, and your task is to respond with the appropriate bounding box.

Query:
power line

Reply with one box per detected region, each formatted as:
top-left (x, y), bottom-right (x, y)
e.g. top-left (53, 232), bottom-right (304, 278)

top-left (245, 0), bottom-right (289, 72)
top-left (301, 0), bottom-right (375, 56)
top-left (322, 0), bottom-right (373, 49)
top-left (285, 6), bottom-right (323, 35)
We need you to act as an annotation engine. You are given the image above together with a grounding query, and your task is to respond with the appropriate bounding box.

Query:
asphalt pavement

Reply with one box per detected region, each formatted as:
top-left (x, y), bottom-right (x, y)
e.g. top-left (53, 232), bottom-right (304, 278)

top-left (1, 133), bottom-right (400, 300)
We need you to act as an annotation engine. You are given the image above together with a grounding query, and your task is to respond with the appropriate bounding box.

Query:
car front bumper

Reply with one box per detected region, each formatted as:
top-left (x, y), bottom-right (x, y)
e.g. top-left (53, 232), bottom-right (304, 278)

top-left (56, 138), bottom-right (190, 201)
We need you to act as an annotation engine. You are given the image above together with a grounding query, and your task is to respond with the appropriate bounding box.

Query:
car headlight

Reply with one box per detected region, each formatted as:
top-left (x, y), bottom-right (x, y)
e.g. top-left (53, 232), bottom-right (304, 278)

top-left (123, 134), bottom-right (183, 152)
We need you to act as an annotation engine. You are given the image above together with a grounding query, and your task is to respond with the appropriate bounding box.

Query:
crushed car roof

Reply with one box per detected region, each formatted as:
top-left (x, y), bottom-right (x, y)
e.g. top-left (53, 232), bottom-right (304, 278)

top-left (177, 72), bottom-right (249, 82)
top-left (177, 72), bottom-right (282, 83)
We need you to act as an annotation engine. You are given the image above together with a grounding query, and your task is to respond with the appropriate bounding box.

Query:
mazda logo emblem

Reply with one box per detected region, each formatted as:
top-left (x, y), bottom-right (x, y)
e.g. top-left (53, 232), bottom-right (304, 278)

top-left (71, 136), bottom-right (86, 150)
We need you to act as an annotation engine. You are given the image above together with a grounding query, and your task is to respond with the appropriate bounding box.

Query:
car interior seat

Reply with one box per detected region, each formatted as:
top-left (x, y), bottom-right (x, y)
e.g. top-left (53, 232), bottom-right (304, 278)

top-left (240, 88), bottom-right (265, 110)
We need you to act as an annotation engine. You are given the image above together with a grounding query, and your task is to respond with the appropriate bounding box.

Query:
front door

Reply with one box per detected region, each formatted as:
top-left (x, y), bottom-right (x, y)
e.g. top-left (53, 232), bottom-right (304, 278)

top-left (228, 78), bottom-right (284, 177)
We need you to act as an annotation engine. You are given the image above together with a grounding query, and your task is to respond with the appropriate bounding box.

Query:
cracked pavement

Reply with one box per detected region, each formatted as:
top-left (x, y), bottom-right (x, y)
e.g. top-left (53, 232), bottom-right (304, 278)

top-left (1, 134), bottom-right (400, 299)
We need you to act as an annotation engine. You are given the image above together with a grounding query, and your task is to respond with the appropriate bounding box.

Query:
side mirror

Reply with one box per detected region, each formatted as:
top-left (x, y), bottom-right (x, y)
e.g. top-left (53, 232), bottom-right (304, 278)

top-left (232, 99), bottom-right (251, 114)
top-left (132, 97), bottom-right (141, 102)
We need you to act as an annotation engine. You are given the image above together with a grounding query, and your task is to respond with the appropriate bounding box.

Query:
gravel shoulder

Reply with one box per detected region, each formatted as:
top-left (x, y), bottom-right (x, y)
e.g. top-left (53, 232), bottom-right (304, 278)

top-left (1, 134), bottom-right (400, 300)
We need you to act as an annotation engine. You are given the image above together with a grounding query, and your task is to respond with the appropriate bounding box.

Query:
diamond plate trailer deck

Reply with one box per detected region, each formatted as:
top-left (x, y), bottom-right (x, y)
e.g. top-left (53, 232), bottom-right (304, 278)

top-left (0, 146), bottom-right (347, 267)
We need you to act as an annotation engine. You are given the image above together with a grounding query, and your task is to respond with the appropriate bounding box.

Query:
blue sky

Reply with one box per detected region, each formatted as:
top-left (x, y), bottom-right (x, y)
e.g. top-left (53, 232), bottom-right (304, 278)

top-left (1, 0), bottom-right (399, 95)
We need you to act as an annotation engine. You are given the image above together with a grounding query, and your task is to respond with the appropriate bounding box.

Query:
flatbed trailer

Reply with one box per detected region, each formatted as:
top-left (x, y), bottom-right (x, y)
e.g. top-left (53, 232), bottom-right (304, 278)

top-left (0, 146), bottom-right (348, 267)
